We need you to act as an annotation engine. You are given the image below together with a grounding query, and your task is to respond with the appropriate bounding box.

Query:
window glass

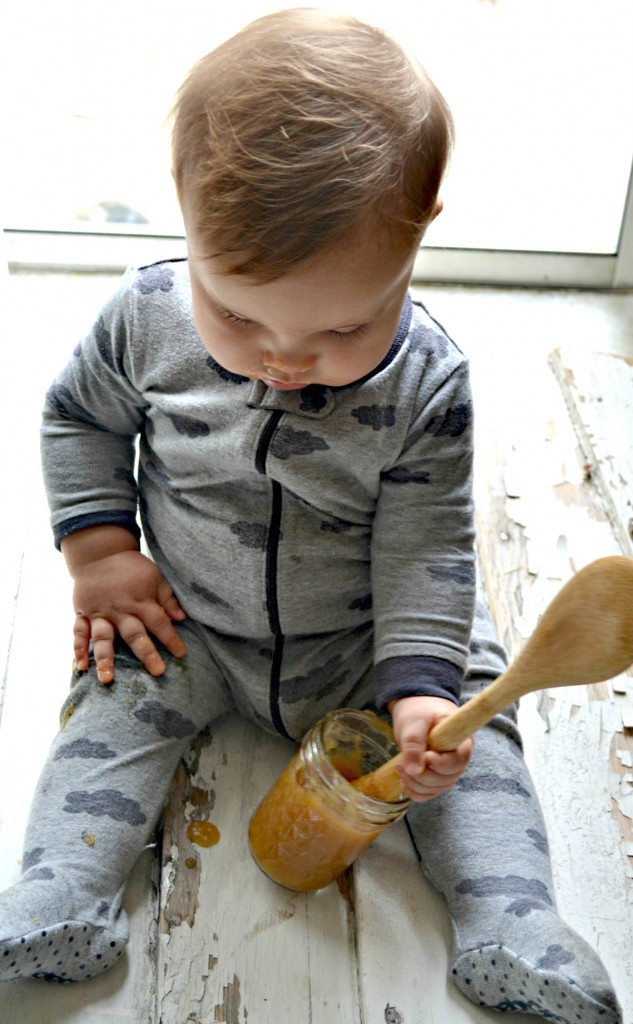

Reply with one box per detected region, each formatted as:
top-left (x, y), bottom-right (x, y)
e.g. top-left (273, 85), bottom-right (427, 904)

top-left (5, 0), bottom-right (633, 253)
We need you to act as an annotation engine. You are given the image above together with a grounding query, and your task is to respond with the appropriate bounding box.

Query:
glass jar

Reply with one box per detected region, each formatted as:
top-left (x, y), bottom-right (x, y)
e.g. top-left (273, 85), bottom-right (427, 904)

top-left (248, 708), bottom-right (411, 892)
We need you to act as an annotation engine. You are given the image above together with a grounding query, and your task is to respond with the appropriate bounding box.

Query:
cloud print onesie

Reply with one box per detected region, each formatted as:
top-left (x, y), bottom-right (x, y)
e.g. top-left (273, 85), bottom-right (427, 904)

top-left (0, 260), bottom-right (621, 1023)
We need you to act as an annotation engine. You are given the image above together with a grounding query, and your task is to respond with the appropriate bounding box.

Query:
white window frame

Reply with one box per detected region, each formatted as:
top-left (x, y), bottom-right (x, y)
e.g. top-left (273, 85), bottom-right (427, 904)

top-left (5, 163), bottom-right (633, 289)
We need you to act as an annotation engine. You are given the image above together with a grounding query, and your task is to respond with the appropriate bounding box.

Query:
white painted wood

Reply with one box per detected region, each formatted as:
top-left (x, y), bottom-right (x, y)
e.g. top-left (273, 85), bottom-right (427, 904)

top-left (550, 347), bottom-right (633, 558)
top-left (353, 823), bottom-right (541, 1024)
top-left (519, 692), bottom-right (633, 1015)
top-left (471, 339), bottom-right (633, 1022)
top-left (157, 714), bottom-right (360, 1024)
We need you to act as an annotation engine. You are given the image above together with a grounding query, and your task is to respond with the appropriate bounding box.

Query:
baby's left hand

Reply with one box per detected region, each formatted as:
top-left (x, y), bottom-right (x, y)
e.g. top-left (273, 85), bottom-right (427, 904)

top-left (388, 695), bottom-right (473, 802)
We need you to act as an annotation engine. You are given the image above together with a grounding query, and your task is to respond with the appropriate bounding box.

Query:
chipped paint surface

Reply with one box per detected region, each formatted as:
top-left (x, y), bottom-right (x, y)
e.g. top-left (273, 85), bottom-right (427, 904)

top-left (550, 349), bottom-right (633, 558)
top-left (213, 974), bottom-right (241, 1023)
top-left (384, 1003), bottom-right (404, 1023)
top-left (157, 715), bottom-right (360, 1024)
top-left (472, 345), bottom-right (633, 1020)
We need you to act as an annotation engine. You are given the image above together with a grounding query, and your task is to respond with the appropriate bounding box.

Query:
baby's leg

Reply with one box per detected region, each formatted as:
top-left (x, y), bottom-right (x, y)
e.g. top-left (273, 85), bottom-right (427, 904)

top-left (0, 623), bottom-right (232, 984)
top-left (407, 598), bottom-right (622, 1023)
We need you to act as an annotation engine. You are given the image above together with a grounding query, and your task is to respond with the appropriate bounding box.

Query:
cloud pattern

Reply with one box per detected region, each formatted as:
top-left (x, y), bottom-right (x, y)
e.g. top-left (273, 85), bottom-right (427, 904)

top-left (535, 944), bottom-right (575, 970)
top-left (382, 466), bottom-right (431, 484)
top-left (269, 425), bottom-right (330, 460)
top-left (46, 383), bottom-right (101, 427)
top-left (94, 317), bottom-right (125, 375)
top-left (206, 355), bottom-right (249, 384)
top-left (457, 773), bottom-right (531, 799)
top-left (409, 323), bottom-right (450, 362)
top-left (134, 264), bottom-right (175, 294)
top-left (283, 655), bottom-right (350, 704)
top-left (190, 581), bottom-right (232, 607)
top-left (351, 404), bottom-right (396, 431)
top-left (526, 828), bottom-right (549, 854)
top-left (455, 875), bottom-right (553, 917)
top-left (230, 522), bottom-right (268, 550)
top-left (144, 459), bottom-right (183, 497)
top-left (427, 564), bottom-right (476, 587)
top-left (320, 517), bottom-right (353, 534)
top-left (63, 789), bottom-right (147, 826)
top-left (424, 402), bottom-right (472, 438)
top-left (54, 739), bottom-right (117, 761)
top-left (133, 700), bottom-right (198, 739)
top-left (167, 413), bottom-right (210, 437)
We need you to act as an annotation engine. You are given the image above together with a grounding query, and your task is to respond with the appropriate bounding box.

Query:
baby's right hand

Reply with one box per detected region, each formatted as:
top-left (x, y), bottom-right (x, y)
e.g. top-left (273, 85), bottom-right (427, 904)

top-left (70, 548), bottom-right (187, 684)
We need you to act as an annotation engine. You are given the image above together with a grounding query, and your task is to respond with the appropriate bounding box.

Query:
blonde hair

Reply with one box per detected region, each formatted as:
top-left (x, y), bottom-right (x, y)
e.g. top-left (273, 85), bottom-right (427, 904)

top-left (171, 8), bottom-right (453, 278)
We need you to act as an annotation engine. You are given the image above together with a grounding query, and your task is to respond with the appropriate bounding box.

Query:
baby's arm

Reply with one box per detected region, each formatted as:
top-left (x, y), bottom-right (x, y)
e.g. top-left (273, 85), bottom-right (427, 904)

top-left (62, 524), bottom-right (187, 684)
top-left (389, 695), bottom-right (473, 802)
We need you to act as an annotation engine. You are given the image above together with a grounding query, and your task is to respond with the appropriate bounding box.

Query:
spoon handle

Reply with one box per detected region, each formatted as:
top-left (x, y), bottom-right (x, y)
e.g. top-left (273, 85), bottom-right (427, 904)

top-left (353, 555), bottom-right (633, 802)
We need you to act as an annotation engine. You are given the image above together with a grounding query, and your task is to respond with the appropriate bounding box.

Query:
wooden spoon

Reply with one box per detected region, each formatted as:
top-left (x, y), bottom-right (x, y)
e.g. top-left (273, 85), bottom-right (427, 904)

top-left (354, 555), bottom-right (633, 801)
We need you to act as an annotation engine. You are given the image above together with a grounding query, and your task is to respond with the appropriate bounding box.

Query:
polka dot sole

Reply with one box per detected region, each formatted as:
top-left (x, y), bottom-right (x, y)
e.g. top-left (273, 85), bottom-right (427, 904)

top-left (0, 921), bottom-right (125, 983)
top-left (452, 945), bottom-right (621, 1024)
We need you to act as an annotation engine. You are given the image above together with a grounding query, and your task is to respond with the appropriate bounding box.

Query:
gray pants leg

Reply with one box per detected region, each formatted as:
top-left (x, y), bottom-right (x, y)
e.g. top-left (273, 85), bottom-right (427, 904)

top-left (0, 621), bottom-right (232, 983)
top-left (406, 598), bottom-right (622, 1023)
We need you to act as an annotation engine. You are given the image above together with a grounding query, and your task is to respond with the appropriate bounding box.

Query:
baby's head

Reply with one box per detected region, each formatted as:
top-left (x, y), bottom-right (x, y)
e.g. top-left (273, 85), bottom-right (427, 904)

top-left (171, 7), bottom-right (453, 279)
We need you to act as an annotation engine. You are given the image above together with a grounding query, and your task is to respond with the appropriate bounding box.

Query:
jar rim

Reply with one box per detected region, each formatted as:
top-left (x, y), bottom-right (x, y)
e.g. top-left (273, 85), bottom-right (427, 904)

top-left (301, 709), bottom-right (411, 826)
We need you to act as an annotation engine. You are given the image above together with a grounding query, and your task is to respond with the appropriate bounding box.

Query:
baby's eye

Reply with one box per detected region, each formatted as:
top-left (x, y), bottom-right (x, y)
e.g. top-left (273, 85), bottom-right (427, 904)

top-left (327, 325), bottom-right (368, 340)
top-left (218, 308), bottom-right (254, 327)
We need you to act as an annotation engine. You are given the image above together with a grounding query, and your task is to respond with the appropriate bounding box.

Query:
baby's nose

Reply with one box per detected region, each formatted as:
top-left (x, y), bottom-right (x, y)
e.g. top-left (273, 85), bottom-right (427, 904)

top-left (264, 353), bottom-right (316, 373)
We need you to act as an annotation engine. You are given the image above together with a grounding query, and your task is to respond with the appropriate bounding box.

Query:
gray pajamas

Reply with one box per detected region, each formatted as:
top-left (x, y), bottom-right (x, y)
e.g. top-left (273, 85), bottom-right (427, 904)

top-left (0, 262), bottom-right (621, 1020)
top-left (41, 260), bottom-right (477, 721)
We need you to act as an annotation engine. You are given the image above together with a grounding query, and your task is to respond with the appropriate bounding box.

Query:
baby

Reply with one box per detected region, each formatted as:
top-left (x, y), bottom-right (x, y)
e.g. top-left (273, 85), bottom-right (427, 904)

top-left (0, 9), bottom-right (621, 1021)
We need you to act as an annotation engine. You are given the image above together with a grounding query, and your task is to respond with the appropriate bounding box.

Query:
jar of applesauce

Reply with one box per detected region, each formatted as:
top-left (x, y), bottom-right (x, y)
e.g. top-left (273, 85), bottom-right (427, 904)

top-left (248, 709), bottom-right (411, 892)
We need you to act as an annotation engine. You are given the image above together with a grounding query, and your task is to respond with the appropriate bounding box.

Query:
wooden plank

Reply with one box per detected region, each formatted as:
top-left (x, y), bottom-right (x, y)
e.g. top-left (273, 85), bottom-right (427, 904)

top-left (157, 714), bottom-right (360, 1024)
top-left (550, 347), bottom-right (633, 557)
top-left (471, 348), bottom-right (633, 1021)
top-left (353, 824), bottom-right (540, 1024)
top-left (0, 484), bottom-right (159, 1023)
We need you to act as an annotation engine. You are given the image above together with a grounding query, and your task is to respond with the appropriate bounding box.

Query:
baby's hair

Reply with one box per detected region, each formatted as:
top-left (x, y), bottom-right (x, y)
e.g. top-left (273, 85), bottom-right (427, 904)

top-left (171, 7), bottom-right (454, 279)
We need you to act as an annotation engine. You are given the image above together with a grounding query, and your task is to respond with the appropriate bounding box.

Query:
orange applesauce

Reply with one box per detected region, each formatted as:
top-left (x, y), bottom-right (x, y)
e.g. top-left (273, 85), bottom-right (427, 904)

top-left (248, 709), bottom-right (410, 892)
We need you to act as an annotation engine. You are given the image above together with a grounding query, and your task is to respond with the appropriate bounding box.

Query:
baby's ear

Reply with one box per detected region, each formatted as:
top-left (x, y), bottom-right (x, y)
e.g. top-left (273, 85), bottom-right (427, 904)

top-left (430, 196), bottom-right (443, 222)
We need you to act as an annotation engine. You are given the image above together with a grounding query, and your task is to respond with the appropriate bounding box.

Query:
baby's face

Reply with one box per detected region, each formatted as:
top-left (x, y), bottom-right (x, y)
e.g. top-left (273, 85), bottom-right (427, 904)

top-left (186, 226), bottom-right (416, 390)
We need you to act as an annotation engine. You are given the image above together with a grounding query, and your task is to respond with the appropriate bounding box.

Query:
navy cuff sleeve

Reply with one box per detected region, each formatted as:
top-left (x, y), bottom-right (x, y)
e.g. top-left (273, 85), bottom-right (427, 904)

top-left (374, 655), bottom-right (463, 708)
top-left (53, 511), bottom-right (141, 550)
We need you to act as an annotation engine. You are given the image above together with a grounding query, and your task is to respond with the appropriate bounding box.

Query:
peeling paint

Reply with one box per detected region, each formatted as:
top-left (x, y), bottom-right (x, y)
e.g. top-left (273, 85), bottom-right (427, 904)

top-left (214, 974), bottom-right (241, 1024)
top-left (385, 1003), bottom-right (404, 1023)
top-left (160, 763), bottom-right (213, 931)
top-left (610, 736), bottom-right (633, 858)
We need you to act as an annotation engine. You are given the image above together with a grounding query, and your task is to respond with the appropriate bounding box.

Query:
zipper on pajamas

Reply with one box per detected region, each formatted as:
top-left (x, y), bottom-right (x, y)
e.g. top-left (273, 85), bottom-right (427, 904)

top-left (256, 411), bottom-right (292, 739)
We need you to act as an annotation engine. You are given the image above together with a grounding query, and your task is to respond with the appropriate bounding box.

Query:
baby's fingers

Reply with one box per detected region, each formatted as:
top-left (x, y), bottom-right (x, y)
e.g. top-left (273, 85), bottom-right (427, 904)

top-left (139, 603), bottom-right (187, 660)
top-left (90, 616), bottom-right (117, 684)
top-left (73, 614), bottom-right (91, 671)
top-left (424, 737), bottom-right (473, 775)
top-left (116, 614), bottom-right (168, 677)
top-left (157, 580), bottom-right (187, 622)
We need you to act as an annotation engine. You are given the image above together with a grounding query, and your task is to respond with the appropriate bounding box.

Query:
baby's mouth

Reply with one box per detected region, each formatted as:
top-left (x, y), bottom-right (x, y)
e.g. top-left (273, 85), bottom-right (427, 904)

top-left (250, 368), bottom-right (309, 389)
